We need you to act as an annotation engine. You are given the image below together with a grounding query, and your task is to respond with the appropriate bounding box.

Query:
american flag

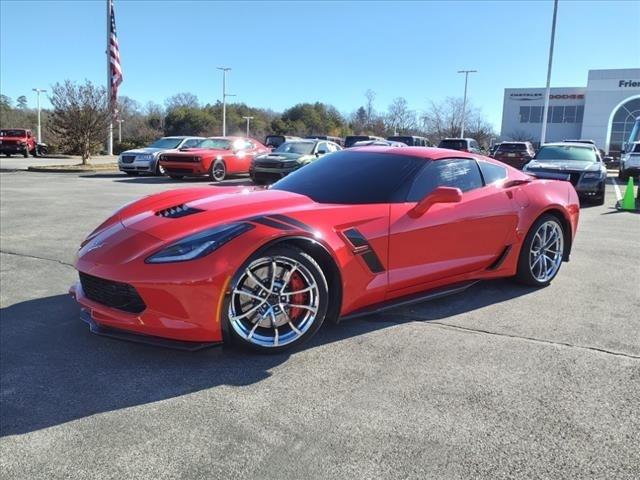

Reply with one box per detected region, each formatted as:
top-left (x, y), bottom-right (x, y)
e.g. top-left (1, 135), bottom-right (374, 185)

top-left (108, 0), bottom-right (123, 114)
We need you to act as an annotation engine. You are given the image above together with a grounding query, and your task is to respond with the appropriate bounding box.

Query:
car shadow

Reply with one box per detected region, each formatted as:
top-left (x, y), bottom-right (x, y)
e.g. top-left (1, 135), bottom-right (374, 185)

top-left (0, 279), bottom-right (533, 436)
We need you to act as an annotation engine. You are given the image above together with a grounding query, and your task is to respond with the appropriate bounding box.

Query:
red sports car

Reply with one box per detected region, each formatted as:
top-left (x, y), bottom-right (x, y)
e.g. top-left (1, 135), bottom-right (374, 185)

top-left (159, 136), bottom-right (268, 181)
top-left (71, 147), bottom-right (580, 352)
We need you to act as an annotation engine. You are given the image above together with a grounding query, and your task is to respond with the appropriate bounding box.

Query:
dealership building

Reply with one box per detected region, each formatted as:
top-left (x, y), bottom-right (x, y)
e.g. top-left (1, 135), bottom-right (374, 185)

top-left (500, 68), bottom-right (640, 154)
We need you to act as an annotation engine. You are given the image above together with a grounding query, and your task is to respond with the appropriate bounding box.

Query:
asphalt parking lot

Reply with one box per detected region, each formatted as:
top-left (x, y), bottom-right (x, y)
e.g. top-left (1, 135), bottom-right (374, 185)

top-left (1, 169), bottom-right (639, 479)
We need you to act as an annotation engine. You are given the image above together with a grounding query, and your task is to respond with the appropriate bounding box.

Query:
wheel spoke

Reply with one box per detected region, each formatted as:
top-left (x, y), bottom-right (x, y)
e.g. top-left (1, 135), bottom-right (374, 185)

top-left (233, 288), bottom-right (262, 302)
top-left (247, 269), bottom-right (269, 292)
top-left (283, 284), bottom-right (316, 296)
top-left (286, 303), bottom-right (317, 314)
top-left (230, 300), bottom-right (265, 321)
top-left (281, 265), bottom-right (298, 291)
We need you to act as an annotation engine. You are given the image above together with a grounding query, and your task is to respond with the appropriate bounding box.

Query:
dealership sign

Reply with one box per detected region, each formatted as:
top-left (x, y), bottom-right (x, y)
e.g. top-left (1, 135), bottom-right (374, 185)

top-left (510, 92), bottom-right (585, 101)
top-left (619, 80), bottom-right (640, 88)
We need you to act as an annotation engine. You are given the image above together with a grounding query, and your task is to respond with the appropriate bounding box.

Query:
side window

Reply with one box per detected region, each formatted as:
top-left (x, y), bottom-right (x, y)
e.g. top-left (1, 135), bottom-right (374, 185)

top-left (407, 159), bottom-right (484, 201)
top-left (478, 161), bottom-right (507, 184)
top-left (317, 142), bottom-right (329, 154)
top-left (183, 139), bottom-right (200, 148)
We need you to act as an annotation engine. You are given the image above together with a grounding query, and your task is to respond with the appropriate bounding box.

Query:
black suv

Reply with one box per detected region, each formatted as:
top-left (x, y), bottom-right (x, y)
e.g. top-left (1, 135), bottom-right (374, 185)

top-left (438, 138), bottom-right (482, 154)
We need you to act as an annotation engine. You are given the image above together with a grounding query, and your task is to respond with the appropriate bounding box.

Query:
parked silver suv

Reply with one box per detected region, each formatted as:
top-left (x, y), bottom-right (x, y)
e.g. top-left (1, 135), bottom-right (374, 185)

top-left (118, 136), bottom-right (204, 176)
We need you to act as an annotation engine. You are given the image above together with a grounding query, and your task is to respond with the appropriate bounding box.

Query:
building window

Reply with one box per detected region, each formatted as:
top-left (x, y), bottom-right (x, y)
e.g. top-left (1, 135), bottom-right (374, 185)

top-left (529, 106), bottom-right (542, 123)
top-left (576, 105), bottom-right (584, 123)
top-left (563, 106), bottom-right (576, 123)
top-left (608, 97), bottom-right (640, 154)
top-left (519, 106), bottom-right (530, 123)
top-left (551, 106), bottom-right (564, 123)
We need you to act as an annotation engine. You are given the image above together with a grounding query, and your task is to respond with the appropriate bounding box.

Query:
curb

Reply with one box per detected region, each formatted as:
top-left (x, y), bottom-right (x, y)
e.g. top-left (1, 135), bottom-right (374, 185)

top-left (27, 165), bottom-right (118, 173)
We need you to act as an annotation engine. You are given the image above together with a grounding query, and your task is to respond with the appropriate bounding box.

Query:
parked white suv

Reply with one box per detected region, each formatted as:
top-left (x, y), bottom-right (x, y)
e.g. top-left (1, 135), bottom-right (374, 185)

top-left (619, 141), bottom-right (640, 181)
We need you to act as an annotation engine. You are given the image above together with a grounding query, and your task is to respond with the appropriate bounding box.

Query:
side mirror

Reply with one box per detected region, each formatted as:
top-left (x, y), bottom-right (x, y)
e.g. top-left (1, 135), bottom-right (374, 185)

top-left (409, 186), bottom-right (462, 217)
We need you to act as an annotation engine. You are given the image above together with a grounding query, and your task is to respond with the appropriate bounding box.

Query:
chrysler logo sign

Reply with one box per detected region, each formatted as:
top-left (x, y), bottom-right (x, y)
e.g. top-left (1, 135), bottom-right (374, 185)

top-left (510, 93), bottom-right (584, 101)
top-left (619, 80), bottom-right (640, 88)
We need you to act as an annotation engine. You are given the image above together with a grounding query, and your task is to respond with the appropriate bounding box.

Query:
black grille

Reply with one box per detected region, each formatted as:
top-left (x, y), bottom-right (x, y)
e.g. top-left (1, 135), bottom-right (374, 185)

top-left (569, 172), bottom-right (582, 186)
top-left (79, 273), bottom-right (146, 314)
top-left (162, 155), bottom-right (198, 163)
top-left (164, 167), bottom-right (193, 174)
top-left (155, 204), bottom-right (203, 218)
top-left (121, 155), bottom-right (135, 164)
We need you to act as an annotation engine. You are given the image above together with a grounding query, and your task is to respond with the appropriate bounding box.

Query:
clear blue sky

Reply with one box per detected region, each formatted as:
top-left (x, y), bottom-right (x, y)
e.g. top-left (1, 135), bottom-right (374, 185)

top-left (1, 0), bottom-right (639, 128)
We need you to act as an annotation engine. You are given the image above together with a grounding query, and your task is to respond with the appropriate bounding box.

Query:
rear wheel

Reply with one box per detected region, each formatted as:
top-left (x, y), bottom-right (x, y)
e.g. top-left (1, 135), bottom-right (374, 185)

top-left (210, 159), bottom-right (226, 182)
top-left (515, 214), bottom-right (565, 287)
top-left (224, 246), bottom-right (328, 352)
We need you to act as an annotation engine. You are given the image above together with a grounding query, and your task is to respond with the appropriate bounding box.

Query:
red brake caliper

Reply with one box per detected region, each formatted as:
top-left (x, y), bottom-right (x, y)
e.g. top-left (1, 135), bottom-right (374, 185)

top-left (288, 272), bottom-right (306, 320)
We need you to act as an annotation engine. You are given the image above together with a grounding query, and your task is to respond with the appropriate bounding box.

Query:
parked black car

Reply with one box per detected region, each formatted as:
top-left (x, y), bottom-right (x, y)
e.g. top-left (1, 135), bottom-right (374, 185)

top-left (264, 135), bottom-right (301, 150)
top-left (250, 139), bottom-right (342, 184)
top-left (523, 142), bottom-right (607, 205)
top-left (438, 138), bottom-right (482, 154)
top-left (387, 135), bottom-right (432, 146)
top-left (305, 135), bottom-right (344, 147)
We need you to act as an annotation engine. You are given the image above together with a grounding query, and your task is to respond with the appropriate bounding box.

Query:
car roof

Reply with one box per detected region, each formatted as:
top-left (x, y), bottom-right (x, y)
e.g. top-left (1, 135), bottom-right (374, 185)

top-left (349, 146), bottom-right (482, 160)
top-left (164, 136), bottom-right (203, 139)
top-left (542, 142), bottom-right (593, 148)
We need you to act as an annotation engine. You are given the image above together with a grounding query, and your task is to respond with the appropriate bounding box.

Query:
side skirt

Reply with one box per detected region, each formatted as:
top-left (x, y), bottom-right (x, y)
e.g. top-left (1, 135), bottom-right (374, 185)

top-left (339, 280), bottom-right (479, 321)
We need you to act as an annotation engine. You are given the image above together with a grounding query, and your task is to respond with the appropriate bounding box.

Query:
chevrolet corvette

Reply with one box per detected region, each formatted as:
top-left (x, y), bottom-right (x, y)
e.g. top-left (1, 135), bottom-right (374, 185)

top-left (71, 147), bottom-right (580, 352)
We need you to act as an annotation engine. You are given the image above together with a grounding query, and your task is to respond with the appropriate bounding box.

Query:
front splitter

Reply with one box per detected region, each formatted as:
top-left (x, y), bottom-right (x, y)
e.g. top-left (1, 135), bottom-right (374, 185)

top-left (80, 309), bottom-right (221, 352)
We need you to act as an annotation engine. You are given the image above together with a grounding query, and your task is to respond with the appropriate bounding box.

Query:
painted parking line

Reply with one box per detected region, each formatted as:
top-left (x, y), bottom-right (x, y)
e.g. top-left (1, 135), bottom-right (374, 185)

top-left (612, 177), bottom-right (622, 202)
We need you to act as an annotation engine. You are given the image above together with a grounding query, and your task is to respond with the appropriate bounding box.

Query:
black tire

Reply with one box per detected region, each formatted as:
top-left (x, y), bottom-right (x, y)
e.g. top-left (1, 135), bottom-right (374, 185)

top-left (210, 159), bottom-right (226, 182)
top-left (169, 175), bottom-right (184, 180)
top-left (251, 175), bottom-right (265, 185)
top-left (23, 149), bottom-right (29, 158)
top-left (4, 154), bottom-right (10, 158)
top-left (155, 161), bottom-right (166, 176)
top-left (514, 213), bottom-right (565, 287)
top-left (223, 245), bottom-right (329, 353)
top-left (125, 171), bottom-right (139, 176)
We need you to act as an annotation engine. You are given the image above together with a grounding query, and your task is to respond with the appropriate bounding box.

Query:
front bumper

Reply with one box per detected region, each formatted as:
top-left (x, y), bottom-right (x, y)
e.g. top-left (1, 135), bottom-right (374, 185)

top-left (575, 178), bottom-right (605, 196)
top-left (0, 144), bottom-right (27, 154)
top-left (160, 161), bottom-right (208, 176)
top-left (250, 164), bottom-right (301, 179)
top-left (119, 159), bottom-right (156, 173)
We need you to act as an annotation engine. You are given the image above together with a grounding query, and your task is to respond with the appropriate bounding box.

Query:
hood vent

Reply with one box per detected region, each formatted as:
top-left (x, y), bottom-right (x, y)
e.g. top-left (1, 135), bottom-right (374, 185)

top-left (155, 204), bottom-right (203, 219)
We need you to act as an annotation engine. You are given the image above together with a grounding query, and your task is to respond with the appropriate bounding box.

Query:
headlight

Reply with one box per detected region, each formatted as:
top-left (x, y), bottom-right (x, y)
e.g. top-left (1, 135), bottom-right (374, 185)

top-left (145, 223), bottom-right (253, 264)
top-left (582, 171), bottom-right (604, 179)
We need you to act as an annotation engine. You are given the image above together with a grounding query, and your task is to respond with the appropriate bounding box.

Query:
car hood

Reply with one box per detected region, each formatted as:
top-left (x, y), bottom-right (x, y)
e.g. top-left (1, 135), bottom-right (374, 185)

top-left (172, 147), bottom-right (230, 155)
top-left (122, 147), bottom-right (167, 155)
top-left (526, 160), bottom-right (600, 172)
top-left (255, 152), bottom-right (311, 163)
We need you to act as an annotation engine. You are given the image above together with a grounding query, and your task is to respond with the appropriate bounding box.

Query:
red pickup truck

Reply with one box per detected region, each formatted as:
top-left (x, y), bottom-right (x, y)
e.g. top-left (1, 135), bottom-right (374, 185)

top-left (0, 128), bottom-right (38, 157)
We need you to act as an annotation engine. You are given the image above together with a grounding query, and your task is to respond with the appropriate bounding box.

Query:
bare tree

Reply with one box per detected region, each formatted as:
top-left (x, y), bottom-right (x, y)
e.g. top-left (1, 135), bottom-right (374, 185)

top-left (386, 97), bottom-right (417, 134)
top-left (165, 92), bottom-right (199, 111)
top-left (506, 129), bottom-right (535, 142)
top-left (49, 80), bottom-right (111, 164)
top-left (365, 89), bottom-right (376, 130)
top-left (421, 97), bottom-right (495, 146)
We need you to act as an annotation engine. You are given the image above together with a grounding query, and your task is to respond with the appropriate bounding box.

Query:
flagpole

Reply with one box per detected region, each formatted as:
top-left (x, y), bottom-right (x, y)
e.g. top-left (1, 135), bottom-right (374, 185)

top-left (106, 0), bottom-right (113, 156)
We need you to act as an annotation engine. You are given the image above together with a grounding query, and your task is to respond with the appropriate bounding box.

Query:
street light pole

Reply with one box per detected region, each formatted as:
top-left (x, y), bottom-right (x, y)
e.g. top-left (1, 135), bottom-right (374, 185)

top-left (117, 119), bottom-right (124, 142)
top-left (217, 67), bottom-right (232, 136)
top-left (540, 0), bottom-right (559, 146)
top-left (32, 88), bottom-right (47, 143)
top-left (242, 116), bottom-right (254, 137)
top-left (457, 70), bottom-right (477, 138)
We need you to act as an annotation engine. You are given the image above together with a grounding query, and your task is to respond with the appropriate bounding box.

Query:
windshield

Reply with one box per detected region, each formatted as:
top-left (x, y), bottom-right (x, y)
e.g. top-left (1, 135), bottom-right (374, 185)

top-left (438, 139), bottom-right (466, 150)
top-left (265, 136), bottom-right (285, 147)
top-left (272, 150), bottom-right (425, 204)
top-left (632, 143), bottom-right (640, 153)
top-left (149, 137), bottom-right (183, 149)
top-left (196, 138), bottom-right (231, 150)
top-left (274, 142), bottom-right (315, 155)
top-left (345, 136), bottom-right (371, 148)
top-left (0, 129), bottom-right (26, 137)
top-left (496, 143), bottom-right (528, 152)
top-left (534, 145), bottom-right (597, 162)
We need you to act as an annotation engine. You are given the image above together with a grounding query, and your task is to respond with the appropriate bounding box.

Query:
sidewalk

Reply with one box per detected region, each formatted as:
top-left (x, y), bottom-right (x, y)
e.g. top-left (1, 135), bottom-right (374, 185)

top-left (0, 155), bottom-right (118, 171)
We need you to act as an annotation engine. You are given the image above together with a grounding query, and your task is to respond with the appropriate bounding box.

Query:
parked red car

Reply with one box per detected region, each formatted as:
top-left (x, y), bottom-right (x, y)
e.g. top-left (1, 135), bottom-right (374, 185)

top-left (71, 146), bottom-right (579, 352)
top-left (0, 129), bottom-right (37, 157)
top-left (492, 142), bottom-right (536, 170)
top-left (159, 137), bottom-right (269, 181)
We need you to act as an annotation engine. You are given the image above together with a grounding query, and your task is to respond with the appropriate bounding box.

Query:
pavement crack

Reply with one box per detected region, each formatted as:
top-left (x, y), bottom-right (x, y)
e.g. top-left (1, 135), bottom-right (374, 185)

top-left (394, 313), bottom-right (640, 360)
top-left (0, 250), bottom-right (74, 268)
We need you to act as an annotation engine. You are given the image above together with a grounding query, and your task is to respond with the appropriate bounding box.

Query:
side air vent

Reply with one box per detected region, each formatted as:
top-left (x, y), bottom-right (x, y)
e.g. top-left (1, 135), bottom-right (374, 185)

top-left (155, 204), bottom-right (203, 219)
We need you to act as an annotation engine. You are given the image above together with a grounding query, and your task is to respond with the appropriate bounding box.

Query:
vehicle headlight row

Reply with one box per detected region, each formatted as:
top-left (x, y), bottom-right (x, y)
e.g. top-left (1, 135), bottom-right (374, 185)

top-left (582, 171), bottom-right (605, 179)
top-left (145, 223), bottom-right (254, 264)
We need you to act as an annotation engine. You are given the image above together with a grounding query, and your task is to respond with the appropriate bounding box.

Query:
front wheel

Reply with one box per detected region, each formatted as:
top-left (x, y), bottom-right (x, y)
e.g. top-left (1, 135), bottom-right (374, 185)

top-left (224, 246), bottom-right (329, 352)
top-left (155, 161), bottom-right (166, 176)
top-left (210, 159), bottom-right (226, 182)
top-left (515, 214), bottom-right (565, 287)
top-left (23, 149), bottom-right (29, 158)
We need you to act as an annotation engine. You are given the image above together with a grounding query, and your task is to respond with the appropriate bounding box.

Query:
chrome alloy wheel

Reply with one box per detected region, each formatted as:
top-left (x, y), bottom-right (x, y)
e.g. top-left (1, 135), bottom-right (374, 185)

top-left (228, 256), bottom-right (320, 348)
top-left (212, 161), bottom-right (226, 181)
top-left (529, 220), bottom-right (564, 283)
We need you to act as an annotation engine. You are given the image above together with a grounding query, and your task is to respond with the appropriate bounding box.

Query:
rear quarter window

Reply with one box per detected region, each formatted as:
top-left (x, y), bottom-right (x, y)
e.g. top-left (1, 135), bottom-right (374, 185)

top-left (478, 161), bottom-right (508, 184)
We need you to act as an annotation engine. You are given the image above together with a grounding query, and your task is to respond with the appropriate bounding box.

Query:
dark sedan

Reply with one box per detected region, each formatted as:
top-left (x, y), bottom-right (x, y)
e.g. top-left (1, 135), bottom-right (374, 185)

top-left (523, 142), bottom-right (607, 205)
top-left (250, 139), bottom-right (342, 184)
